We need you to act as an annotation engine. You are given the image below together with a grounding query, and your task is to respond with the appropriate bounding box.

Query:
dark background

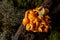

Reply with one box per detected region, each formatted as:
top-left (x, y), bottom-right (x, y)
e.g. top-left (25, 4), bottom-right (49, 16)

top-left (0, 0), bottom-right (60, 40)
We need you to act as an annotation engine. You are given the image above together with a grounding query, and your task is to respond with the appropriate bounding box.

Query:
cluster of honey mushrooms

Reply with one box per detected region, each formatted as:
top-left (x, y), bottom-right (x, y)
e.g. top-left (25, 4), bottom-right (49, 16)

top-left (22, 6), bottom-right (51, 32)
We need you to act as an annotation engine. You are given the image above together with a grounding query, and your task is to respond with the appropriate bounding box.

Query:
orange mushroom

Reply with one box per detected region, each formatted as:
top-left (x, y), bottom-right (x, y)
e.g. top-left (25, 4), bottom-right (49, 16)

top-left (22, 6), bottom-right (50, 32)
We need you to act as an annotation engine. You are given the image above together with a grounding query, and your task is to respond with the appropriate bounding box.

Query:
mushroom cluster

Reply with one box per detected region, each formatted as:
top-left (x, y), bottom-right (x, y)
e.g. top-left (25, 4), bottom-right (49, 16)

top-left (22, 6), bottom-right (51, 32)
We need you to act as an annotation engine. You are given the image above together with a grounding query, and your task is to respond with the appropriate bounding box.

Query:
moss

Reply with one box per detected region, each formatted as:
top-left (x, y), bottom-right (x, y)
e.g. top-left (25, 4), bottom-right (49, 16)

top-left (45, 31), bottom-right (60, 40)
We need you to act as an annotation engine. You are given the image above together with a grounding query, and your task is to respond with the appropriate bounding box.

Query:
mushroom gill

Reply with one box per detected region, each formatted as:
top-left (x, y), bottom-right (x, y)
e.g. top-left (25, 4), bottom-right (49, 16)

top-left (22, 6), bottom-right (51, 32)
